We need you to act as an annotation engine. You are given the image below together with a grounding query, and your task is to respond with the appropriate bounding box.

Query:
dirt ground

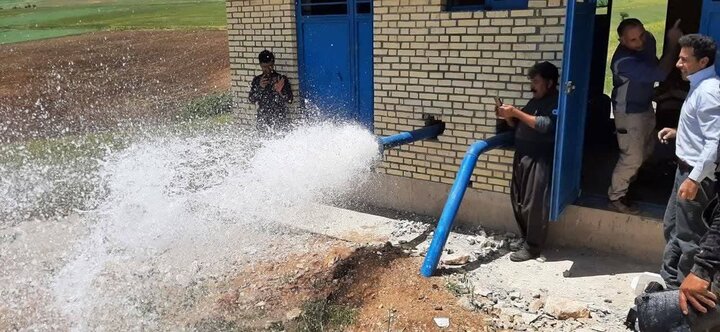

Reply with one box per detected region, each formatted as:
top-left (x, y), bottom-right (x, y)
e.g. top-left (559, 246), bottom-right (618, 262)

top-left (194, 244), bottom-right (490, 331)
top-left (0, 30), bottom-right (230, 143)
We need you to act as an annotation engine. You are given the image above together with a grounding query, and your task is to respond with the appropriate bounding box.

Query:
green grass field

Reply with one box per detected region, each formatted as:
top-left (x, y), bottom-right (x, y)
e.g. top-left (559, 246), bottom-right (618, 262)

top-left (603, 0), bottom-right (668, 93)
top-left (0, 0), bottom-right (226, 44)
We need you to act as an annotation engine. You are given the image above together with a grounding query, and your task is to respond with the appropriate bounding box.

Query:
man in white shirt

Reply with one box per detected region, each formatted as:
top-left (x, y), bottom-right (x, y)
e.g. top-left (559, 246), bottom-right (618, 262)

top-left (657, 34), bottom-right (720, 289)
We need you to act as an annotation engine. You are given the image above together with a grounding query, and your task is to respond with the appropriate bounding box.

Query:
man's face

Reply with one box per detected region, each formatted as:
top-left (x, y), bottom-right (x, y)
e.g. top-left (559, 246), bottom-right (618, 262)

top-left (530, 75), bottom-right (552, 99)
top-left (676, 46), bottom-right (709, 81)
top-left (260, 62), bottom-right (274, 76)
top-left (620, 25), bottom-right (646, 52)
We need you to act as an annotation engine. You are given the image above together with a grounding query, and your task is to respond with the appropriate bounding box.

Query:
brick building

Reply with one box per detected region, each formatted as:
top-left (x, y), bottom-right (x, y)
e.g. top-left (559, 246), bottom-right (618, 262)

top-left (225, 0), bottom-right (720, 261)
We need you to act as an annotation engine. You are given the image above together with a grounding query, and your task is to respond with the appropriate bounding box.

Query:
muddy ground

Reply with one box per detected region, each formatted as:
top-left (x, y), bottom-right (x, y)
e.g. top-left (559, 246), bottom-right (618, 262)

top-left (0, 30), bottom-right (230, 143)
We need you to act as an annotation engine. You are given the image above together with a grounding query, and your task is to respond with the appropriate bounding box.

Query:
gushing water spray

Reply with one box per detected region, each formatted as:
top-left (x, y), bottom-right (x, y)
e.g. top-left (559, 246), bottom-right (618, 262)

top-left (0, 122), bottom-right (382, 330)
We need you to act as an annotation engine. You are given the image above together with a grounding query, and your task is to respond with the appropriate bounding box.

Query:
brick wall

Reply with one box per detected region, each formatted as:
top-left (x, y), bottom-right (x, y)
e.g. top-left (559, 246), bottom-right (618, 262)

top-left (226, 0), bottom-right (300, 126)
top-left (373, 0), bottom-right (567, 193)
top-left (225, 0), bottom-right (567, 193)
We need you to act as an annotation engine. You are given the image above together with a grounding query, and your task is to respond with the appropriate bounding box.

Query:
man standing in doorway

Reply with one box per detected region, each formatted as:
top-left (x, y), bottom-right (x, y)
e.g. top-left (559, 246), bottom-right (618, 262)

top-left (608, 18), bottom-right (683, 214)
top-left (658, 34), bottom-right (720, 289)
top-left (248, 50), bottom-right (294, 131)
top-left (496, 61), bottom-right (559, 262)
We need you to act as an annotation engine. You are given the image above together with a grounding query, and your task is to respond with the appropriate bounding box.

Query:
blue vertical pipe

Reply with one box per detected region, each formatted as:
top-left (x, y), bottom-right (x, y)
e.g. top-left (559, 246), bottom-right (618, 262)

top-left (420, 132), bottom-right (514, 277)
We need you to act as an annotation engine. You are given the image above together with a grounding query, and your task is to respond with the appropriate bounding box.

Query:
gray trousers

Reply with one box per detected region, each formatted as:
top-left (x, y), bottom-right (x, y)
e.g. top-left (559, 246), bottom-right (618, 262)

top-left (661, 167), bottom-right (716, 289)
top-left (510, 153), bottom-right (552, 252)
top-left (608, 109), bottom-right (656, 201)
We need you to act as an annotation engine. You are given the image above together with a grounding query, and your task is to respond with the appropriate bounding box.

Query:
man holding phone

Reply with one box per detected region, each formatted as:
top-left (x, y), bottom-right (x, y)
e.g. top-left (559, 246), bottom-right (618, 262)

top-left (496, 61), bottom-right (559, 262)
top-left (248, 50), bottom-right (293, 131)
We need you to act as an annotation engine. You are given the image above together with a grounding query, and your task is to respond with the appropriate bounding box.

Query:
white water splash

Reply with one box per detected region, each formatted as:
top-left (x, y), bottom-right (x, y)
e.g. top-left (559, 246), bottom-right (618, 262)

top-left (0, 122), bottom-right (382, 330)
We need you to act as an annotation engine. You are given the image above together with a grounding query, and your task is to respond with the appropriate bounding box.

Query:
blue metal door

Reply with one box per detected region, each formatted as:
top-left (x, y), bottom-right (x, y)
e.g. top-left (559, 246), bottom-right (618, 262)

top-left (550, 0), bottom-right (597, 221)
top-left (297, 0), bottom-right (374, 127)
top-left (700, 0), bottom-right (720, 75)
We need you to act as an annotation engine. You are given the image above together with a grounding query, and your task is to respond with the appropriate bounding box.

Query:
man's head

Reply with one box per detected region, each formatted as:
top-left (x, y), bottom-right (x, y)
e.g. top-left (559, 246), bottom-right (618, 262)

top-left (676, 34), bottom-right (717, 80)
top-left (527, 61), bottom-right (559, 99)
top-left (617, 18), bottom-right (646, 52)
top-left (258, 50), bottom-right (275, 76)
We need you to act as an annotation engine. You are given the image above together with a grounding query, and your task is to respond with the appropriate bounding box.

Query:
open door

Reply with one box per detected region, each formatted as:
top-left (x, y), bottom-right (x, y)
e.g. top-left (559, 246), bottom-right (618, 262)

top-left (700, 0), bottom-right (720, 76)
top-left (550, 0), bottom-right (597, 221)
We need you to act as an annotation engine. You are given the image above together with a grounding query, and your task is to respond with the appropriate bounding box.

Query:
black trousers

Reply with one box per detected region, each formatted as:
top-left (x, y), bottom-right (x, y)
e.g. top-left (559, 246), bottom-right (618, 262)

top-left (510, 152), bottom-right (552, 253)
top-left (661, 167), bottom-right (716, 289)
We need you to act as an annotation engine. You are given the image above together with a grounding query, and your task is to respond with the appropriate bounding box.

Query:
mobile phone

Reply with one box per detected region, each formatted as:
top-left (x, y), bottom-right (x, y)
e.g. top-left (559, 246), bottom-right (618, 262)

top-left (494, 96), bottom-right (503, 106)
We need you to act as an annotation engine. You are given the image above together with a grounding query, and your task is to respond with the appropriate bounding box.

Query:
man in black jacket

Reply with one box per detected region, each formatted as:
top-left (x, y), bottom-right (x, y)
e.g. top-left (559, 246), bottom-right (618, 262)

top-left (248, 50), bottom-right (293, 131)
top-left (679, 150), bottom-right (720, 316)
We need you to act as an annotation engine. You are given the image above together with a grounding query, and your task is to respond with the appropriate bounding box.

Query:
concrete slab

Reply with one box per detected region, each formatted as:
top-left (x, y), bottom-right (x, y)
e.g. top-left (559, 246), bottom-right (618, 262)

top-left (275, 203), bottom-right (430, 245)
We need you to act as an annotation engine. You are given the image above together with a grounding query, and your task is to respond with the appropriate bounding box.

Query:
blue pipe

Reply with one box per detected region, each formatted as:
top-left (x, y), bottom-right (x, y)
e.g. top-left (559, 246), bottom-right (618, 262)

top-left (379, 122), bottom-right (445, 150)
top-left (420, 131), bottom-right (514, 277)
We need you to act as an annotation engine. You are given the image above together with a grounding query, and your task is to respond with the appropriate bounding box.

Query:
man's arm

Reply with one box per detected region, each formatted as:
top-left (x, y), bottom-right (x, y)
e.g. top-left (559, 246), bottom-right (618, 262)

top-left (248, 76), bottom-right (261, 103)
top-left (498, 105), bottom-right (556, 134)
top-left (692, 199), bottom-right (720, 281)
top-left (688, 90), bottom-right (720, 182)
top-left (281, 75), bottom-right (293, 103)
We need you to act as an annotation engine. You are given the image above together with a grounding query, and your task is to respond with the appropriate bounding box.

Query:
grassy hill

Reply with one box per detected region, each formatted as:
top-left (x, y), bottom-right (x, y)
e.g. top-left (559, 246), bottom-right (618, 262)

top-left (0, 0), bottom-right (225, 44)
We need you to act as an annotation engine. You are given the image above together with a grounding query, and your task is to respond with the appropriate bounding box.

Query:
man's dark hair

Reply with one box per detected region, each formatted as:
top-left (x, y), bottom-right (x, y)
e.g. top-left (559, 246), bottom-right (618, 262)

top-left (258, 50), bottom-right (275, 64)
top-left (679, 34), bottom-right (717, 67)
top-left (617, 18), bottom-right (643, 37)
top-left (528, 61), bottom-right (559, 87)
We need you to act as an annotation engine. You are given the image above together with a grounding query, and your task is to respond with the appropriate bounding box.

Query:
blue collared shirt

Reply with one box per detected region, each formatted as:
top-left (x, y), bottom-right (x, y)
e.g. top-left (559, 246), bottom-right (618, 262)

top-left (676, 66), bottom-right (720, 182)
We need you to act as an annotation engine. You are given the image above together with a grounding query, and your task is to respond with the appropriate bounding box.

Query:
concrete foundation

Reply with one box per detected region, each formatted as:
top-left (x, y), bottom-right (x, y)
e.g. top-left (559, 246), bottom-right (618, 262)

top-left (361, 174), bottom-right (665, 264)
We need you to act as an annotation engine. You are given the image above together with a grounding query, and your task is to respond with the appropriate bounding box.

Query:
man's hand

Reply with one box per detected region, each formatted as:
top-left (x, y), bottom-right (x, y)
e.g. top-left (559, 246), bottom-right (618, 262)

top-left (658, 127), bottom-right (677, 144)
top-left (496, 104), bottom-right (517, 120)
top-left (678, 178), bottom-right (700, 201)
top-left (667, 19), bottom-right (683, 45)
top-left (274, 77), bottom-right (286, 94)
top-left (260, 76), bottom-right (270, 88)
top-left (679, 273), bottom-right (717, 314)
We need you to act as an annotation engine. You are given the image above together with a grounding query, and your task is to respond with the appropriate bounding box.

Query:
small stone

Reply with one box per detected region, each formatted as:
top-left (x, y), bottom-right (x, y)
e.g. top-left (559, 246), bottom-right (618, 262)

top-left (434, 305), bottom-right (443, 311)
top-left (457, 297), bottom-right (475, 311)
top-left (509, 291), bottom-right (521, 300)
top-left (255, 301), bottom-right (266, 307)
top-left (474, 288), bottom-right (493, 297)
top-left (562, 270), bottom-right (572, 278)
top-left (442, 254), bottom-right (470, 266)
top-left (434, 317), bottom-right (450, 328)
top-left (603, 298), bottom-right (612, 303)
top-left (521, 313), bottom-right (541, 325)
top-left (544, 296), bottom-right (591, 320)
top-left (529, 298), bottom-right (545, 313)
top-left (378, 304), bottom-right (383, 309)
top-left (446, 248), bottom-right (454, 254)
top-left (418, 294), bottom-right (426, 300)
top-left (468, 238), bottom-right (477, 245)
top-left (533, 293), bottom-right (542, 299)
top-left (285, 308), bottom-right (302, 320)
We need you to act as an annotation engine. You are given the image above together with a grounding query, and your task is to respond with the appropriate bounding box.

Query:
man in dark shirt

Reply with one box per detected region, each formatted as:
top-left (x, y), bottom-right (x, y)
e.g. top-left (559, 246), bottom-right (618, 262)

top-left (678, 145), bottom-right (720, 317)
top-left (496, 61), bottom-right (560, 262)
top-left (248, 50), bottom-right (293, 131)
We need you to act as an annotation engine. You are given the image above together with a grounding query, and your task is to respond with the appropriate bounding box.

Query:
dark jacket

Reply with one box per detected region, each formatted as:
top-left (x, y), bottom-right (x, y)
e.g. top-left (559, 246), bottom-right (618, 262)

top-left (610, 33), bottom-right (667, 114)
top-left (691, 147), bottom-right (720, 281)
top-left (248, 71), bottom-right (293, 124)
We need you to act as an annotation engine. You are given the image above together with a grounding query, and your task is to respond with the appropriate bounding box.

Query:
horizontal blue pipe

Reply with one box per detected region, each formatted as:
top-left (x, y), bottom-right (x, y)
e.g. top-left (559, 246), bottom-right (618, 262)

top-left (420, 132), bottom-right (514, 277)
top-left (379, 122), bottom-right (445, 150)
